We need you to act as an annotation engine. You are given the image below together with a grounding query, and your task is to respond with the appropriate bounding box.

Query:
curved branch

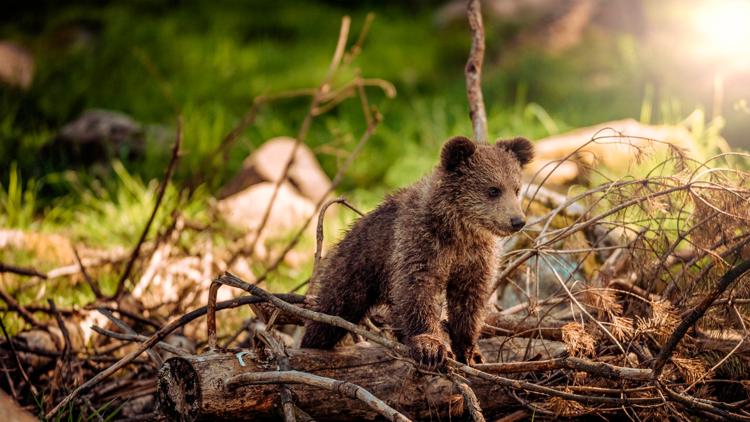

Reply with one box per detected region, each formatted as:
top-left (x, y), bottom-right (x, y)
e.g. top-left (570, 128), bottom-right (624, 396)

top-left (226, 370), bottom-right (411, 422)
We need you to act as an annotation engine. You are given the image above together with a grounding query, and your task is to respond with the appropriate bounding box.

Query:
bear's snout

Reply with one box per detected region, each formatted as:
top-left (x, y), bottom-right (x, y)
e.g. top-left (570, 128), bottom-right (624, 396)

top-left (510, 216), bottom-right (526, 231)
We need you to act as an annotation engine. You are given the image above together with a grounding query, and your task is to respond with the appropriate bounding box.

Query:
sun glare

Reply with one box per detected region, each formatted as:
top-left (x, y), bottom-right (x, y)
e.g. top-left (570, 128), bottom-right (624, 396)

top-left (693, 0), bottom-right (750, 64)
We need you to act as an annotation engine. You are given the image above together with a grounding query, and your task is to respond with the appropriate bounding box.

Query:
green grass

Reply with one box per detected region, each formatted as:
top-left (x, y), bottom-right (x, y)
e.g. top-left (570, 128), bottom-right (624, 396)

top-left (0, 162), bottom-right (40, 229)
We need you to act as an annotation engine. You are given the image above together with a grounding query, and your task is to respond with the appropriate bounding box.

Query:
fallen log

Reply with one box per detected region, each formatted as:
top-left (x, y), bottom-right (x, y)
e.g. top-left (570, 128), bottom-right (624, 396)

top-left (158, 336), bottom-right (565, 421)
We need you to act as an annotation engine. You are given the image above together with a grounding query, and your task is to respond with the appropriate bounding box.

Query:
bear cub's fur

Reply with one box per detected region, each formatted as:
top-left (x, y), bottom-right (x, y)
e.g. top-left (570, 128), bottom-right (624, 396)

top-left (301, 136), bottom-right (534, 367)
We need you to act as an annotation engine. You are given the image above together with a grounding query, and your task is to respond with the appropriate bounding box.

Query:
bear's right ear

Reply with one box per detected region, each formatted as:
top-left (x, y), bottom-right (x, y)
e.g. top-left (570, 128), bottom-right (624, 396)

top-left (498, 137), bottom-right (534, 166)
top-left (441, 136), bottom-right (476, 171)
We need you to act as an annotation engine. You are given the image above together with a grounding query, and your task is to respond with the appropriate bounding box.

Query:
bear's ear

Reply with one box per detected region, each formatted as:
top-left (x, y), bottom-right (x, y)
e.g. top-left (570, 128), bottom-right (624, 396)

top-left (441, 136), bottom-right (476, 171)
top-left (498, 137), bottom-right (534, 166)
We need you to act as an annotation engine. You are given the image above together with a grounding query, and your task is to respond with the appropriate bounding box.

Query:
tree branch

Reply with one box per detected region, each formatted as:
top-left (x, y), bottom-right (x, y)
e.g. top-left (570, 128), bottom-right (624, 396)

top-left (465, 0), bottom-right (488, 143)
top-left (114, 116), bottom-right (183, 299)
top-left (226, 371), bottom-right (411, 422)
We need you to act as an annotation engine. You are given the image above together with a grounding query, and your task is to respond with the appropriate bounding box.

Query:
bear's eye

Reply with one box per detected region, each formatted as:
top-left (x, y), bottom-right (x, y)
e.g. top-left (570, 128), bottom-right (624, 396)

top-left (515, 187), bottom-right (520, 196)
top-left (488, 187), bottom-right (502, 198)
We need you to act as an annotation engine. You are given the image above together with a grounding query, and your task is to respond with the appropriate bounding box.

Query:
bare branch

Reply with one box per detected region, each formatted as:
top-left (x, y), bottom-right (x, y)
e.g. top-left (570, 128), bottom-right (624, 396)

top-left (226, 371), bottom-right (411, 422)
top-left (0, 262), bottom-right (47, 279)
top-left (465, 0), bottom-right (488, 143)
top-left (235, 16), bottom-right (352, 265)
top-left (96, 308), bottom-right (163, 366)
top-left (44, 293), bottom-right (304, 419)
top-left (450, 373), bottom-right (486, 422)
top-left (114, 116), bottom-right (183, 299)
top-left (72, 246), bottom-right (102, 298)
top-left (312, 197), bottom-right (363, 287)
top-left (0, 318), bottom-right (37, 397)
top-left (89, 325), bottom-right (187, 357)
top-left (0, 287), bottom-right (41, 328)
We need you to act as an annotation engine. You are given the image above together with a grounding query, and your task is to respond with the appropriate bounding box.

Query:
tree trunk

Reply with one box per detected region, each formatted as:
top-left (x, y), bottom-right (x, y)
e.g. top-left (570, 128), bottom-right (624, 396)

top-left (158, 336), bottom-right (565, 421)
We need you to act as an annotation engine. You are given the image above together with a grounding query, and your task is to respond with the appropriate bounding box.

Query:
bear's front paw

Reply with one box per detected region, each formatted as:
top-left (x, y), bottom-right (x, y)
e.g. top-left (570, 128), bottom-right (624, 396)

top-left (455, 345), bottom-right (484, 365)
top-left (408, 334), bottom-right (454, 370)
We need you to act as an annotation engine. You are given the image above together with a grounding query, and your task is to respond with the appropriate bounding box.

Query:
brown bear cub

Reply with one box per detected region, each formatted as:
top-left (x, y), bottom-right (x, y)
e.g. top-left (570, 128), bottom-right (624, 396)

top-left (301, 136), bottom-right (534, 368)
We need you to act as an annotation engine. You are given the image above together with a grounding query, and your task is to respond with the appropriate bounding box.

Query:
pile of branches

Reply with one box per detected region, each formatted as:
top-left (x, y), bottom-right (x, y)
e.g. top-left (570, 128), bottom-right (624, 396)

top-left (6, 139), bottom-right (748, 421)
top-left (2, 3), bottom-right (750, 421)
top-left (158, 141), bottom-right (749, 421)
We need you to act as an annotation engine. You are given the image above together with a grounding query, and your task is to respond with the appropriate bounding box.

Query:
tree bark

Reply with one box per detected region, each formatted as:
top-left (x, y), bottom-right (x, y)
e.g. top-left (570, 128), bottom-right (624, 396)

top-left (158, 336), bottom-right (565, 421)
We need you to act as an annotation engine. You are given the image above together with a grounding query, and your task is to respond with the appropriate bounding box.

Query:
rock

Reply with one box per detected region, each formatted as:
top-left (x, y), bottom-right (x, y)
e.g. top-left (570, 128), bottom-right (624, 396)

top-left (120, 395), bottom-right (155, 418)
top-left (0, 41), bottom-right (34, 89)
top-left (59, 109), bottom-right (143, 146)
top-left (15, 330), bottom-right (58, 367)
top-left (221, 136), bottom-right (331, 203)
top-left (526, 118), bottom-right (701, 185)
top-left (217, 182), bottom-right (316, 260)
top-left (14, 318), bottom-right (88, 367)
top-left (52, 109), bottom-right (145, 164)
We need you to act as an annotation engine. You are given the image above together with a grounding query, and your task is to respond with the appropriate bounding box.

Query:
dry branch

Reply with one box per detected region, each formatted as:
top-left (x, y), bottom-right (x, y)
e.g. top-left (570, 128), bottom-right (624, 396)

top-left (228, 371), bottom-right (411, 422)
top-left (483, 311), bottom-right (566, 341)
top-left (235, 16), bottom-right (352, 265)
top-left (0, 318), bottom-right (37, 398)
top-left (44, 294), bottom-right (305, 419)
top-left (652, 258), bottom-right (750, 378)
top-left (89, 325), bottom-right (187, 357)
top-left (0, 262), bottom-right (47, 279)
top-left (0, 288), bottom-right (41, 328)
top-left (96, 308), bottom-right (163, 366)
top-left (465, 0), bottom-right (488, 143)
top-left (72, 246), bottom-right (103, 298)
top-left (450, 373), bottom-right (486, 422)
top-left (311, 197), bottom-right (363, 291)
top-left (255, 330), bottom-right (297, 422)
top-left (114, 116), bottom-right (183, 299)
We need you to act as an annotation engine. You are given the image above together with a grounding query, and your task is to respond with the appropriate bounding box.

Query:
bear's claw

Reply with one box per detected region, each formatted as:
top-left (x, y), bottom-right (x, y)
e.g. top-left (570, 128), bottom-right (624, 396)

top-left (409, 334), bottom-right (454, 370)
top-left (455, 345), bottom-right (484, 365)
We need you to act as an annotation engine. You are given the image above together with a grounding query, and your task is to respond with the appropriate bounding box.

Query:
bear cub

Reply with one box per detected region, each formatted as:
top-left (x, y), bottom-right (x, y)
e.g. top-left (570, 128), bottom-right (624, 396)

top-left (301, 136), bottom-right (534, 368)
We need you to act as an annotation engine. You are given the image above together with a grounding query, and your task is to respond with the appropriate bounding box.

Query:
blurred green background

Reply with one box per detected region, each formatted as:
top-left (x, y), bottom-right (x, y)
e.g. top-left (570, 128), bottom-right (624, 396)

top-left (1, 0), bottom-right (749, 241)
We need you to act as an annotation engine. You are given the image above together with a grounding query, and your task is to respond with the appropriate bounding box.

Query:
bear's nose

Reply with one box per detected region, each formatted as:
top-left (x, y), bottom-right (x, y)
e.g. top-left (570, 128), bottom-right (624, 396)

top-left (510, 217), bottom-right (526, 231)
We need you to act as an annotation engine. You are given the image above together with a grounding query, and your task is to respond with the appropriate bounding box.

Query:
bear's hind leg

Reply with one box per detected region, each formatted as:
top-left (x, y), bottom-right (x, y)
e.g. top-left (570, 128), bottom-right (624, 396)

top-left (300, 273), bottom-right (377, 349)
